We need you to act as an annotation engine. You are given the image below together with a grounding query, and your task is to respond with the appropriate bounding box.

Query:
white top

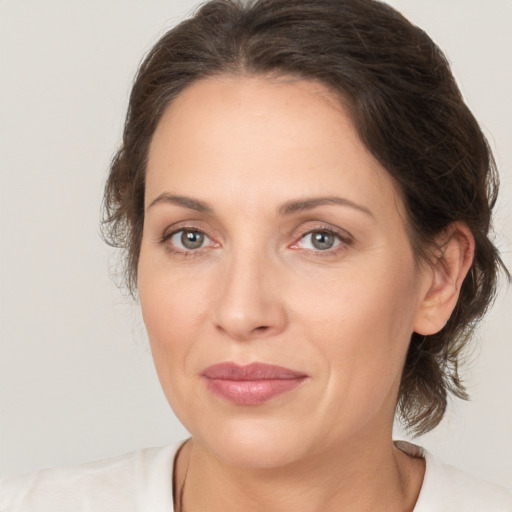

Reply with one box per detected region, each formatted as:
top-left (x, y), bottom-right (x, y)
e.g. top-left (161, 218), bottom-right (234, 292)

top-left (1, 440), bottom-right (511, 511)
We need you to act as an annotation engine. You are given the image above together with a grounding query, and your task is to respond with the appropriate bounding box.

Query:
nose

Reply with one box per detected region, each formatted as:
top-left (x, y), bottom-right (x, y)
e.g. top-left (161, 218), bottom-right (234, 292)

top-left (212, 250), bottom-right (288, 342)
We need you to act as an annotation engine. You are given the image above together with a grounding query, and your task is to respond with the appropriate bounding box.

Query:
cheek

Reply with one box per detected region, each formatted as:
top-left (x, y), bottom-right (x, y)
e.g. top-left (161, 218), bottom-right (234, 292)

top-left (294, 259), bottom-right (418, 342)
top-left (138, 244), bottom-right (213, 336)
top-left (137, 255), bottom-right (214, 386)
top-left (138, 268), bottom-right (215, 428)
top-left (140, 281), bottom-right (196, 343)
top-left (293, 258), bottom-right (421, 398)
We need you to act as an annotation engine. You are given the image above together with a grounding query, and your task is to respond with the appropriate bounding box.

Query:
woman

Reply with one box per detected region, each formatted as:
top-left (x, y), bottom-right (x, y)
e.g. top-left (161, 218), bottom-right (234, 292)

top-left (1, 0), bottom-right (511, 510)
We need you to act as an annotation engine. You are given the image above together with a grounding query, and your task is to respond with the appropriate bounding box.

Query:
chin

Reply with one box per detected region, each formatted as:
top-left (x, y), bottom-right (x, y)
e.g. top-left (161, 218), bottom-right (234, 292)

top-left (192, 418), bottom-right (317, 469)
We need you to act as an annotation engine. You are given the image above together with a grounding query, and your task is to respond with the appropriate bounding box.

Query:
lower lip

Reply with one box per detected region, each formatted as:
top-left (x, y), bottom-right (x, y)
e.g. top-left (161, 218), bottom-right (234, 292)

top-left (204, 377), bottom-right (306, 405)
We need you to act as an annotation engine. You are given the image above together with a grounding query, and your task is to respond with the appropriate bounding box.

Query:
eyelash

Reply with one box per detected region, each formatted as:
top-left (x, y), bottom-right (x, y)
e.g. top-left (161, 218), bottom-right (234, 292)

top-left (159, 226), bottom-right (216, 257)
top-left (158, 225), bottom-right (353, 257)
top-left (291, 227), bottom-right (353, 256)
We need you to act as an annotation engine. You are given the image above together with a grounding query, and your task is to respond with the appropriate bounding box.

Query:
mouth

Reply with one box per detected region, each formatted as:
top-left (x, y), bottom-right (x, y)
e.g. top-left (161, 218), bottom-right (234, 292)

top-left (201, 362), bottom-right (308, 405)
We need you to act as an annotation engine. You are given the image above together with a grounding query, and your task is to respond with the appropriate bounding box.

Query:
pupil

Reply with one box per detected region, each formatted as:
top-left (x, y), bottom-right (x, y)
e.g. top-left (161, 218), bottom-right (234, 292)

top-left (181, 230), bottom-right (204, 249)
top-left (312, 231), bottom-right (334, 250)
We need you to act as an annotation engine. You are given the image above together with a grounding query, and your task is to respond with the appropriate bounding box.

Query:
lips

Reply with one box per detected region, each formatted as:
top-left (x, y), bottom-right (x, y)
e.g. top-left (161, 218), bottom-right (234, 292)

top-left (201, 362), bottom-right (308, 405)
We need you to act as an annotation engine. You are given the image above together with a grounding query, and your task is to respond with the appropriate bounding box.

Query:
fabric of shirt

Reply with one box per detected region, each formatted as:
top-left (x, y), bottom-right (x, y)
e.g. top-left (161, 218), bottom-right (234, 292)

top-left (1, 440), bottom-right (511, 511)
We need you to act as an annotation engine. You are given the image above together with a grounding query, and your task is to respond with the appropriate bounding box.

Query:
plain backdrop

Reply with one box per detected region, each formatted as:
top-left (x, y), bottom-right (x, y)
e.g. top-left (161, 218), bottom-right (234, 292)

top-left (1, 0), bottom-right (511, 488)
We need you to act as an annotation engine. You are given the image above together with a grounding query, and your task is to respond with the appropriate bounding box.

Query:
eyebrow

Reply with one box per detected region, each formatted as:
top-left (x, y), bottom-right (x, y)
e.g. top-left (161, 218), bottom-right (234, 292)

top-left (279, 196), bottom-right (374, 218)
top-left (147, 192), bottom-right (374, 218)
top-left (147, 193), bottom-right (214, 213)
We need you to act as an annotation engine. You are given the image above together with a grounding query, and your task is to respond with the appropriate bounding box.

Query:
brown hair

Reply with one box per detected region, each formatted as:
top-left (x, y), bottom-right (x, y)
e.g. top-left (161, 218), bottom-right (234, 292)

top-left (102, 0), bottom-right (508, 435)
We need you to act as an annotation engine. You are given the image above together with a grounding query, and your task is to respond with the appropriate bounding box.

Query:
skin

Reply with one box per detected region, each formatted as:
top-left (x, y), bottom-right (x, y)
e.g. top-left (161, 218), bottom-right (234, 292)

top-left (138, 75), bottom-right (474, 511)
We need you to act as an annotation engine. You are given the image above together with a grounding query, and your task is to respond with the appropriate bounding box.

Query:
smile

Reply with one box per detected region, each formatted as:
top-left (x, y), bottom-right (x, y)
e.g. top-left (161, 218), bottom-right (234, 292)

top-left (201, 362), bottom-right (308, 405)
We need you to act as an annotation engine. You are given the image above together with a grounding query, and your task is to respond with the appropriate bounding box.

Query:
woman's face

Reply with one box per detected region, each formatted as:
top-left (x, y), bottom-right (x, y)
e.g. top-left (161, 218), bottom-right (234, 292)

top-left (138, 75), bottom-right (431, 468)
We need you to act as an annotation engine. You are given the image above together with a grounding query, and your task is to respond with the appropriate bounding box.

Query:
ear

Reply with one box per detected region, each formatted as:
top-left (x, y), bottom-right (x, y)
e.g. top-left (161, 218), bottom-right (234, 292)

top-left (413, 223), bottom-right (475, 336)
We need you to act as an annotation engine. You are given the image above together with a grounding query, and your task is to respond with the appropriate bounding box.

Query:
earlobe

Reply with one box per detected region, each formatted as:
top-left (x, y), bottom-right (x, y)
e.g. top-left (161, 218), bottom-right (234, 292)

top-left (413, 223), bottom-right (475, 336)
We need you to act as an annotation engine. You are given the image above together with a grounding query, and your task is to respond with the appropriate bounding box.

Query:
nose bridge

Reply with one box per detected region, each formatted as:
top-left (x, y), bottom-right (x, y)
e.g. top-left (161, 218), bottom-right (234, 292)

top-left (213, 238), bottom-right (286, 341)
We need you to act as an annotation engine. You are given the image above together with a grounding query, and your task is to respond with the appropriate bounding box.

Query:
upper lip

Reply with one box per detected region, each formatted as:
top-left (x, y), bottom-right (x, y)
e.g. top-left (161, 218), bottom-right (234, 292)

top-left (201, 362), bottom-right (307, 380)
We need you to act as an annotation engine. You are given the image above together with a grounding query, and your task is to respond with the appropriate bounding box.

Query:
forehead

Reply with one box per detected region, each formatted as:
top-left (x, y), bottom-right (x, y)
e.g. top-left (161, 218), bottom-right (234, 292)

top-left (146, 74), bottom-right (403, 222)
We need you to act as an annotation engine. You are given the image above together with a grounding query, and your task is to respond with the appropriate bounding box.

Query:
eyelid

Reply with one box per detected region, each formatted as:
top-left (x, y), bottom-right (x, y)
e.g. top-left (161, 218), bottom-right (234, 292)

top-left (160, 219), bottom-right (204, 238)
top-left (290, 223), bottom-right (353, 245)
top-left (288, 224), bottom-right (355, 257)
top-left (159, 224), bottom-right (220, 255)
top-left (156, 221), bottom-right (353, 255)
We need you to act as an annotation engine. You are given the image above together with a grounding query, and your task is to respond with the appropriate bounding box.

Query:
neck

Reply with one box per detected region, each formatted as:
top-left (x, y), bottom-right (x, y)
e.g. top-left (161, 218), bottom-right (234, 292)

top-left (176, 434), bottom-right (424, 512)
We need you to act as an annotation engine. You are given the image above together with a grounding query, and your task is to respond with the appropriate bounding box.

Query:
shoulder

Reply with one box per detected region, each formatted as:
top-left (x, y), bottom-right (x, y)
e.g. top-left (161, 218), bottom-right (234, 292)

top-left (395, 441), bottom-right (512, 512)
top-left (0, 443), bottom-right (181, 512)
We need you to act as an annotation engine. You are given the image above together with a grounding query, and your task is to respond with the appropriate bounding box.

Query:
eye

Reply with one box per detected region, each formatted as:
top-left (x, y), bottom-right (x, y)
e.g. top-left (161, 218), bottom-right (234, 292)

top-left (297, 229), bottom-right (344, 251)
top-left (168, 229), bottom-right (211, 250)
